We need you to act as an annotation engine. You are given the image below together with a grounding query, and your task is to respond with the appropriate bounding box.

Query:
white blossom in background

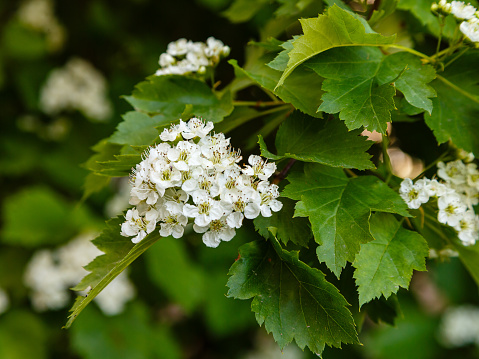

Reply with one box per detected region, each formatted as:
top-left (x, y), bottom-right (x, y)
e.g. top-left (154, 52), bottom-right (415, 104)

top-left (40, 58), bottom-right (113, 121)
top-left (399, 156), bottom-right (479, 246)
top-left (0, 288), bottom-right (9, 315)
top-left (24, 232), bottom-right (135, 315)
top-left (155, 37), bottom-right (230, 76)
top-left (120, 117), bottom-right (282, 248)
top-left (17, 0), bottom-right (66, 51)
top-left (431, 1), bottom-right (479, 46)
top-left (439, 305), bottom-right (479, 347)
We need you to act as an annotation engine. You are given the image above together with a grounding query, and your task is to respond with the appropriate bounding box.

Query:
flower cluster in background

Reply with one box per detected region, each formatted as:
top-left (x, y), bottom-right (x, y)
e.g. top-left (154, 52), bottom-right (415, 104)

top-left (24, 232), bottom-right (135, 315)
top-left (399, 156), bottom-right (479, 246)
top-left (439, 305), bottom-right (479, 347)
top-left (155, 37), bottom-right (230, 76)
top-left (120, 117), bottom-right (282, 248)
top-left (431, 0), bottom-right (479, 45)
top-left (40, 57), bottom-right (113, 121)
top-left (17, 0), bottom-right (66, 51)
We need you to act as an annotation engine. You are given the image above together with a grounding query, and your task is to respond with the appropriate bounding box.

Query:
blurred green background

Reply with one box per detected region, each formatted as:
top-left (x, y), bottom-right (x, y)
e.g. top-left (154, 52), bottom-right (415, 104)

top-left (1, 0), bottom-right (479, 358)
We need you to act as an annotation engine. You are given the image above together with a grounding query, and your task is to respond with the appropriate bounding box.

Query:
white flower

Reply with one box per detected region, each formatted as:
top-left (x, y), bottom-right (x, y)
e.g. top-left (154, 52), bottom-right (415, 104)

top-left (24, 233), bottom-right (135, 314)
top-left (156, 37), bottom-right (230, 77)
top-left (439, 305), bottom-right (479, 347)
top-left (451, 1), bottom-right (477, 20)
top-left (159, 212), bottom-right (188, 238)
top-left (460, 19), bottom-right (479, 43)
top-left (121, 117), bottom-right (282, 247)
top-left (437, 160), bottom-right (467, 185)
top-left (167, 140), bottom-right (202, 171)
top-left (159, 53), bottom-right (176, 67)
top-left (257, 182), bottom-right (283, 217)
top-left (181, 117), bottom-right (214, 139)
top-left (455, 209), bottom-right (478, 245)
top-left (438, 192), bottom-right (468, 227)
top-left (121, 208), bottom-right (158, 243)
top-left (40, 58), bottom-right (112, 121)
top-left (184, 191), bottom-right (228, 227)
top-left (399, 178), bottom-right (430, 209)
top-left (243, 155), bottom-right (277, 180)
top-left (193, 217), bottom-right (236, 248)
top-left (167, 38), bottom-right (189, 56)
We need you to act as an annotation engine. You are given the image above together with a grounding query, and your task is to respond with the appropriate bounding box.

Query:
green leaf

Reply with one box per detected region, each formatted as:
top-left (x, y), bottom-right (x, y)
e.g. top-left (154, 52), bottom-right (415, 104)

top-left (71, 303), bottom-right (181, 359)
top-left (254, 197), bottom-right (312, 247)
top-left (227, 238), bottom-right (359, 354)
top-left (230, 57), bottom-right (323, 118)
top-left (145, 237), bottom-right (205, 313)
top-left (306, 46), bottom-right (395, 133)
top-left (95, 154), bottom-right (141, 177)
top-left (276, 5), bottom-right (395, 88)
top-left (353, 213), bottom-right (428, 307)
top-left (124, 75), bottom-right (233, 123)
top-left (108, 111), bottom-right (171, 146)
top-left (274, 111), bottom-right (374, 169)
top-left (65, 216), bottom-right (161, 328)
top-left (267, 39), bottom-right (295, 71)
top-left (258, 134), bottom-right (283, 160)
top-left (368, 0), bottom-right (399, 26)
top-left (376, 52), bottom-right (436, 114)
top-left (282, 163), bottom-right (410, 277)
top-left (425, 52), bottom-right (479, 155)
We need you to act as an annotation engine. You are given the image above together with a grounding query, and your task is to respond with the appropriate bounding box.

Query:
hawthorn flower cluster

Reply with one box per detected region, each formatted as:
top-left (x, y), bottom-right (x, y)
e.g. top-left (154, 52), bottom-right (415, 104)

top-left (431, 1), bottom-right (479, 45)
top-left (399, 157), bottom-right (479, 245)
top-left (24, 233), bottom-right (135, 315)
top-left (17, 0), bottom-right (66, 51)
top-left (439, 305), bottom-right (479, 347)
top-left (120, 117), bottom-right (282, 248)
top-left (40, 57), bottom-right (113, 121)
top-left (155, 37), bottom-right (230, 76)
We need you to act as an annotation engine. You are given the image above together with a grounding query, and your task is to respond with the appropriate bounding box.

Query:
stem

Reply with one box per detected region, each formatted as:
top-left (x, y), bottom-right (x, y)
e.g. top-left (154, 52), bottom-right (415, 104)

top-left (414, 151), bottom-right (451, 180)
top-left (344, 168), bottom-right (358, 178)
top-left (444, 47), bottom-right (469, 68)
top-left (436, 74), bottom-right (479, 104)
top-left (382, 44), bottom-right (433, 61)
top-left (233, 100), bottom-right (284, 107)
top-left (382, 133), bottom-right (394, 184)
top-left (435, 17), bottom-right (446, 55)
top-left (273, 159), bottom-right (296, 185)
top-left (218, 104), bottom-right (291, 134)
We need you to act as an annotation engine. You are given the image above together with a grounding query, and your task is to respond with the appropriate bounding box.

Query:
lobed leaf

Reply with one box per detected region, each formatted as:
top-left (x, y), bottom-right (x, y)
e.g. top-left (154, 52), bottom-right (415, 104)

top-left (425, 52), bottom-right (479, 155)
top-left (227, 237), bottom-right (359, 355)
top-left (353, 213), bottom-right (428, 307)
top-left (254, 197), bottom-right (312, 247)
top-left (274, 111), bottom-right (374, 169)
top-left (230, 58), bottom-right (323, 118)
top-left (307, 46), bottom-right (435, 133)
top-left (275, 4), bottom-right (395, 88)
top-left (108, 111), bottom-right (172, 146)
top-left (124, 75), bottom-right (233, 123)
top-left (282, 163), bottom-right (410, 277)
